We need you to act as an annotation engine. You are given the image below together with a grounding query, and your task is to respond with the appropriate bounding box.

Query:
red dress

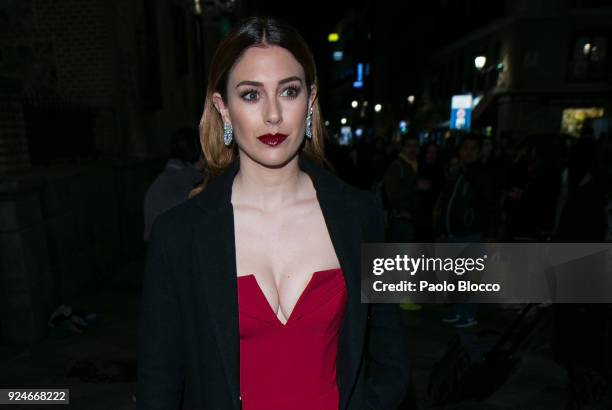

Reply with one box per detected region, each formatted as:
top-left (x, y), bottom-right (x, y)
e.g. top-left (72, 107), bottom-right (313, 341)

top-left (237, 268), bottom-right (347, 410)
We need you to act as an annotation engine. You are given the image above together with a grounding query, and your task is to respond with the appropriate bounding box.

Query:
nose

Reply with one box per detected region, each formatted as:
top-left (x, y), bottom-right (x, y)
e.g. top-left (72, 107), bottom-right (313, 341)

top-left (264, 97), bottom-right (282, 125)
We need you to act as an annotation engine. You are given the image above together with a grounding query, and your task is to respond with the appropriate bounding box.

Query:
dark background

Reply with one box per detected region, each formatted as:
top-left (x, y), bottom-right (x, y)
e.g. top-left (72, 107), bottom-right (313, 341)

top-left (0, 0), bottom-right (611, 409)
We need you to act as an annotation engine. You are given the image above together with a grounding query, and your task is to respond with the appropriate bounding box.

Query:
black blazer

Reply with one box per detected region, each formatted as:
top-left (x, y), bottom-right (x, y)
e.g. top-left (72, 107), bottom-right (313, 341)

top-left (138, 155), bottom-right (411, 410)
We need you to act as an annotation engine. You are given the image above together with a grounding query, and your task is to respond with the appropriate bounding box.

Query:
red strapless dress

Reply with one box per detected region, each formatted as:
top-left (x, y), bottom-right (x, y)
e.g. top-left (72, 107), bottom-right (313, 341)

top-left (237, 268), bottom-right (347, 410)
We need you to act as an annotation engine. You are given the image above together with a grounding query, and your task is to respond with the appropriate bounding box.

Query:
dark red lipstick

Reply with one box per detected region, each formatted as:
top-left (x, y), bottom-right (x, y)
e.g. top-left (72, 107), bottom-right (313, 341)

top-left (257, 133), bottom-right (288, 147)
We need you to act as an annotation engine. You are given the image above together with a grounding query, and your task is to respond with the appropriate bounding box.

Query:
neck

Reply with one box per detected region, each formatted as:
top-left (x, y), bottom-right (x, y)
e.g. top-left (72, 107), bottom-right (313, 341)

top-left (232, 154), bottom-right (310, 211)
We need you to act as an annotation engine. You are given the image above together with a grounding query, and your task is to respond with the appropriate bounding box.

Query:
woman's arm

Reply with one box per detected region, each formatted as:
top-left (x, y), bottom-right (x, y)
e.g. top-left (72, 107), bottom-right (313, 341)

top-left (361, 193), bottom-right (412, 409)
top-left (137, 218), bottom-right (185, 410)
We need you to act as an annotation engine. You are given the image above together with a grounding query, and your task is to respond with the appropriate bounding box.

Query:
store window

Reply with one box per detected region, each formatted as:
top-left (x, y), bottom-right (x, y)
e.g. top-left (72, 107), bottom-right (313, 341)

top-left (561, 107), bottom-right (604, 137)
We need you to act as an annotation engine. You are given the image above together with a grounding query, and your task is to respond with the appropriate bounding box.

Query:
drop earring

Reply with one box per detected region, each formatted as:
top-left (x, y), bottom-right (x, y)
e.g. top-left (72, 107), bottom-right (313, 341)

top-left (223, 122), bottom-right (233, 146)
top-left (305, 107), bottom-right (313, 140)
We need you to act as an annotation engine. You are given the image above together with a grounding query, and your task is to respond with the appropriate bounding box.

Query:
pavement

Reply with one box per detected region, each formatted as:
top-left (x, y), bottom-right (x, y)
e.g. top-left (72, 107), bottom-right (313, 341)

top-left (0, 257), bottom-right (569, 410)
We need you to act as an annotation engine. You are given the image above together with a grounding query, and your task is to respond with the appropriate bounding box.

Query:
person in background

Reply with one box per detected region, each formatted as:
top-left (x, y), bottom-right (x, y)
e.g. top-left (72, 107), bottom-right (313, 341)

top-left (438, 133), bottom-right (500, 327)
top-left (384, 134), bottom-right (420, 242)
top-left (415, 142), bottom-right (444, 242)
top-left (383, 134), bottom-right (429, 312)
top-left (553, 135), bottom-right (612, 410)
top-left (143, 128), bottom-right (206, 241)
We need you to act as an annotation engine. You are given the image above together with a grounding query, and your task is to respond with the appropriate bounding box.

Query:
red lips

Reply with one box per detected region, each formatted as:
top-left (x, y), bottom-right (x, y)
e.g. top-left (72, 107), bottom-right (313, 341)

top-left (257, 133), bottom-right (288, 147)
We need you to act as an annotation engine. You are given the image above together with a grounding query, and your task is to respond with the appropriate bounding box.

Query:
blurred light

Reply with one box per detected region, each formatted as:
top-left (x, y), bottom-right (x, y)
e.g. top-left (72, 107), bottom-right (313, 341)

top-left (351, 100), bottom-right (358, 108)
top-left (324, 120), bottom-right (330, 126)
top-left (355, 128), bottom-right (363, 137)
top-left (474, 55), bottom-right (487, 69)
top-left (407, 95), bottom-right (415, 104)
top-left (374, 104), bottom-right (382, 112)
top-left (328, 33), bottom-right (339, 42)
top-left (496, 62), bottom-right (504, 70)
top-left (193, 0), bottom-right (202, 15)
top-left (340, 117), bottom-right (348, 125)
top-left (353, 63), bottom-right (364, 89)
top-left (583, 43), bottom-right (592, 55)
top-left (333, 51), bottom-right (343, 61)
top-left (363, 101), bottom-right (368, 107)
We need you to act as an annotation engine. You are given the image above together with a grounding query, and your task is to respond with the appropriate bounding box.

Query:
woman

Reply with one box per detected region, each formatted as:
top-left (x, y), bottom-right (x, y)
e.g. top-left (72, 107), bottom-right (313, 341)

top-left (138, 16), bottom-right (410, 410)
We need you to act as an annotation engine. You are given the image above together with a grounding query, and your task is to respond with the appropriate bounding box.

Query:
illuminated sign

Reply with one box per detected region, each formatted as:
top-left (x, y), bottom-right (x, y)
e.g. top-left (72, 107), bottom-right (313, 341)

top-left (450, 94), bottom-right (473, 130)
top-left (353, 63), bottom-right (364, 89)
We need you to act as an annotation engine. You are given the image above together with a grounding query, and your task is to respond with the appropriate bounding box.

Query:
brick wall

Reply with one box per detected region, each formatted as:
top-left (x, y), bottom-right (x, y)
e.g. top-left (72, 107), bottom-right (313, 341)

top-left (33, 0), bottom-right (115, 107)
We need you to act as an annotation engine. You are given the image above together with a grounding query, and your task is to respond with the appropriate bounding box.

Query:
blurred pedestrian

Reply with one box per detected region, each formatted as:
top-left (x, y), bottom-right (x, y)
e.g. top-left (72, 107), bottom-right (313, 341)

top-left (553, 136), bottom-right (612, 410)
top-left (143, 128), bottom-right (206, 241)
top-left (415, 142), bottom-right (444, 242)
top-left (384, 134), bottom-right (420, 242)
top-left (438, 133), bottom-right (500, 327)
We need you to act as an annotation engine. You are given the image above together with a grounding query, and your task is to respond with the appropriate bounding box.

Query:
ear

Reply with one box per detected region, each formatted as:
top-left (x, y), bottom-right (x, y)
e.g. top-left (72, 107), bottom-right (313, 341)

top-left (212, 92), bottom-right (231, 124)
top-left (308, 84), bottom-right (318, 111)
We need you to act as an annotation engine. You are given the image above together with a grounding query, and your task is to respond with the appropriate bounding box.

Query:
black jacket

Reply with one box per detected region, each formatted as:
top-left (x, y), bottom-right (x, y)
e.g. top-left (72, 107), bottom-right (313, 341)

top-left (441, 162), bottom-right (499, 238)
top-left (137, 155), bottom-right (411, 410)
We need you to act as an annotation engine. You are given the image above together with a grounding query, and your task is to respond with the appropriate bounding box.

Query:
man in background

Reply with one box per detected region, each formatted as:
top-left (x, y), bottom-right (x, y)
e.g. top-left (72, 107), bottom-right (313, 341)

top-left (143, 128), bottom-right (206, 241)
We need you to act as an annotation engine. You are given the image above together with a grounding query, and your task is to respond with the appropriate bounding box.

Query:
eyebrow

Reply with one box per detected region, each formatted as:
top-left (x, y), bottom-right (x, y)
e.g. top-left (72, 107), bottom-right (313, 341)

top-left (235, 76), bottom-right (303, 88)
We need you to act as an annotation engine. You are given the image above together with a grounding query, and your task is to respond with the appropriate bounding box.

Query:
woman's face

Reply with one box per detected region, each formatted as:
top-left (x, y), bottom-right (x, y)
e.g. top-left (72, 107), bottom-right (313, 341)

top-left (213, 45), bottom-right (315, 167)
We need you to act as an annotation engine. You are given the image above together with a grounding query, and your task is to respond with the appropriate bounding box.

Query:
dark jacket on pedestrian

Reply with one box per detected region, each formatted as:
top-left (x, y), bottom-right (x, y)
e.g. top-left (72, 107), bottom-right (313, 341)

top-left (384, 153), bottom-right (418, 216)
top-left (440, 161), bottom-right (499, 239)
top-left (137, 155), bottom-right (411, 410)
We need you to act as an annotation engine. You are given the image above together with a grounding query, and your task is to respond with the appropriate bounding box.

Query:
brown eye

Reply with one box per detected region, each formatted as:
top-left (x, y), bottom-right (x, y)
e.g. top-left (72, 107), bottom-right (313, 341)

top-left (281, 86), bottom-right (300, 99)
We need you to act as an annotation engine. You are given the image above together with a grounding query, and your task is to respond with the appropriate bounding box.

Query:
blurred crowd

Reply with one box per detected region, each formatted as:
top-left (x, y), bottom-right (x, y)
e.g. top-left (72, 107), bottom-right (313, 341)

top-left (327, 127), bottom-right (612, 245)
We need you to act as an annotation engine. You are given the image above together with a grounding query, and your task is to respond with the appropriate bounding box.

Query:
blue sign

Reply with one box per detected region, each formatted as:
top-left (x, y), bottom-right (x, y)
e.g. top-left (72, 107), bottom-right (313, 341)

top-left (450, 94), bottom-right (473, 130)
top-left (353, 63), bottom-right (364, 89)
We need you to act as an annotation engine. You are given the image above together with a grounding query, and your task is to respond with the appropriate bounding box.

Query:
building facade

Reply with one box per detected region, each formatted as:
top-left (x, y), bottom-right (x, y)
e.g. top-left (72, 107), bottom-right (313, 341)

top-left (418, 0), bottom-right (612, 142)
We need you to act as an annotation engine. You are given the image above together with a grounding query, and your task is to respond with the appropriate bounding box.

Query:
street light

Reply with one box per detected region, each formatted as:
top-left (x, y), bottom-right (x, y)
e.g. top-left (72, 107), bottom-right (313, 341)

top-left (351, 100), bottom-right (358, 108)
top-left (407, 95), bottom-right (415, 104)
top-left (374, 104), bottom-right (382, 113)
top-left (474, 56), bottom-right (487, 70)
top-left (340, 117), bottom-right (347, 125)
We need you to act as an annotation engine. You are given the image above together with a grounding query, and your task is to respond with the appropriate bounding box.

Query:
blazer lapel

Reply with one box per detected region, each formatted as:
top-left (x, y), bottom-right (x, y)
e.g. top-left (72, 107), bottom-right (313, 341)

top-left (192, 156), bottom-right (367, 410)
top-left (194, 161), bottom-right (241, 409)
top-left (299, 157), bottom-right (368, 410)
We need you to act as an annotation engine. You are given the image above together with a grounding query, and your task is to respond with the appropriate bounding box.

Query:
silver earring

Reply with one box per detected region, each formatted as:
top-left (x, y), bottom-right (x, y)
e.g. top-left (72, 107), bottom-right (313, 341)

top-left (305, 107), bottom-right (313, 140)
top-left (223, 122), bottom-right (233, 146)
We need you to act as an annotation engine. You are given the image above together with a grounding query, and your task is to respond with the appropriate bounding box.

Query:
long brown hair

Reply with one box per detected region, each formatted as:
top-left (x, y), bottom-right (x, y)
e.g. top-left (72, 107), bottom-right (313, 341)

top-left (191, 16), bottom-right (328, 197)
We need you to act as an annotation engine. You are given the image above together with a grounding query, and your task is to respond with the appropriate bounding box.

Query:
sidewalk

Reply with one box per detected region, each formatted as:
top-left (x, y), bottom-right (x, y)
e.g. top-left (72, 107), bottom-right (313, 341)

top-left (403, 304), bottom-right (568, 410)
top-left (0, 257), bottom-right (143, 410)
top-left (0, 258), bottom-right (569, 409)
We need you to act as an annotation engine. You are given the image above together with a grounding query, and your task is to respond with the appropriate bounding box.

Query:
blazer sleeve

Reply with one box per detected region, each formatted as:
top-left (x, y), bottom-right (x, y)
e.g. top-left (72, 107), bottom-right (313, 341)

top-left (361, 192), bottom-right (412, 409)
top-left (137, 217), bottom-right (185, 410)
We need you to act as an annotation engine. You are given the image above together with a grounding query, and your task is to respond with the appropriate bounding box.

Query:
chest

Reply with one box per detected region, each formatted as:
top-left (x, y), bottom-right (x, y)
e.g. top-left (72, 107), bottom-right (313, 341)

top-left (232, 200), bottom-right (343, 325)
